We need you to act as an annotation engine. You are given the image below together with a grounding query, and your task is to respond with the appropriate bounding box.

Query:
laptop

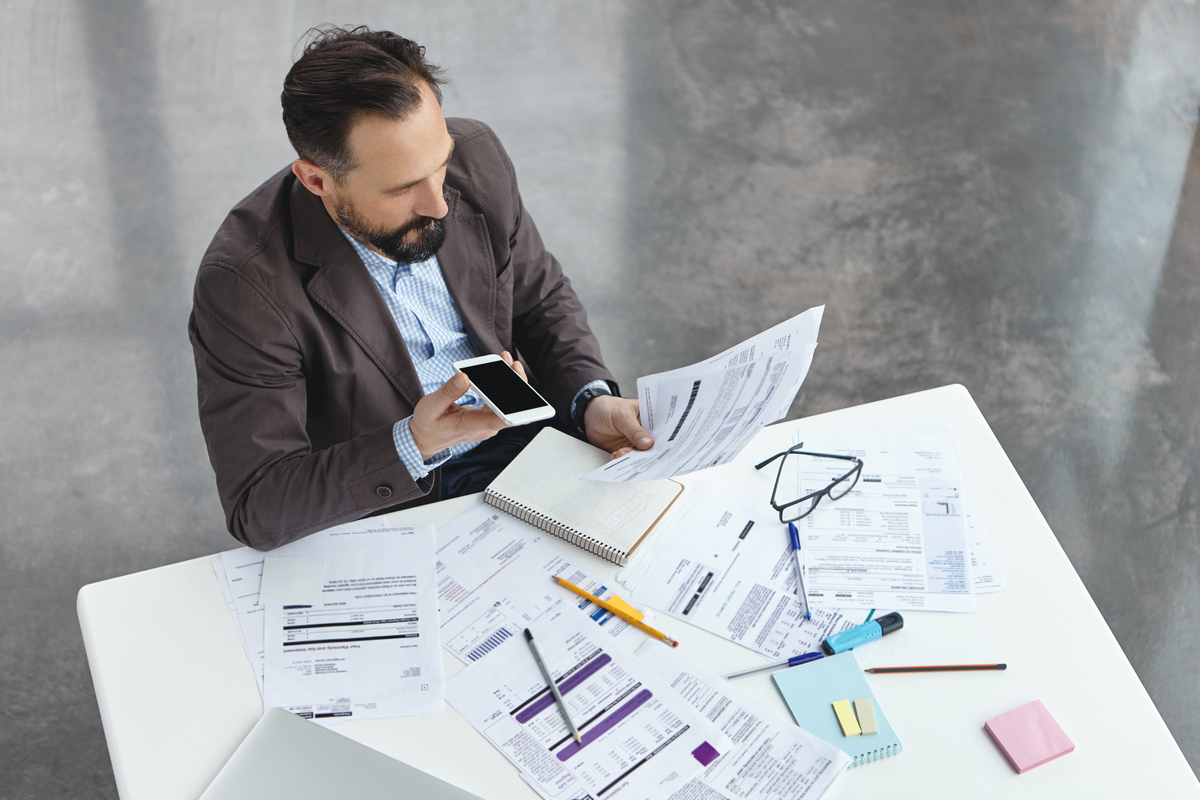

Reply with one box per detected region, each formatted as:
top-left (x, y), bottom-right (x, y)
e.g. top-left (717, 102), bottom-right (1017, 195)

top-left (199, 708), bottom-right (485, 800)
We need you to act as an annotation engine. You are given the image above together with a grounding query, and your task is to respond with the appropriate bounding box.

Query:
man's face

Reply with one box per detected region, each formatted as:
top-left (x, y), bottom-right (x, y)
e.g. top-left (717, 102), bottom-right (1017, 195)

top-left (324, 82), bottom-right (454, 263)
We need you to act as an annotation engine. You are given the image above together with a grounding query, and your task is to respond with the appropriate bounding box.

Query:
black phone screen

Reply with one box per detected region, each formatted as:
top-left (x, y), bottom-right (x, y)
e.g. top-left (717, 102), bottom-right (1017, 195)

top-left (459, 360), bottom-right (549, 414)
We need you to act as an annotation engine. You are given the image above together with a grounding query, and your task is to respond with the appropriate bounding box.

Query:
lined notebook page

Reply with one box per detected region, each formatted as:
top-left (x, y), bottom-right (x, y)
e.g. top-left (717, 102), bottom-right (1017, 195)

top-left (485, 428), bottom-right (681, 557)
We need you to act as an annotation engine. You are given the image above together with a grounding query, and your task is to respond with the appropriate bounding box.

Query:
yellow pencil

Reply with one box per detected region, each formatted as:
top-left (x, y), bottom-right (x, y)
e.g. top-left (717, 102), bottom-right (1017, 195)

top-left (553, 576), bottom-right (679, 647)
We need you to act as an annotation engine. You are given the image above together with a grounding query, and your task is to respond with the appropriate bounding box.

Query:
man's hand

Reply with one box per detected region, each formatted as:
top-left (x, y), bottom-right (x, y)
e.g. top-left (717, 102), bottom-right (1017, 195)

top-left (410, 351), bottom-right (527, 459)
top-left (584, 395), bottom-right (654, 459)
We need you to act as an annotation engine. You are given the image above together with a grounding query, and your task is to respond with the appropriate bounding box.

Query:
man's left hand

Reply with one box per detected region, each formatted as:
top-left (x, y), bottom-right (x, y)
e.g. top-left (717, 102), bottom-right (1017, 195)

top-left (584, 395), bottom-right (654, 459)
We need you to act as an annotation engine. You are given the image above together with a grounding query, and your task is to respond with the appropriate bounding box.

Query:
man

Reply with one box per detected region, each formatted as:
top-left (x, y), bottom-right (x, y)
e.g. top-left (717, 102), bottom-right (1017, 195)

top-left (189, 26), bottom-right (651, 550)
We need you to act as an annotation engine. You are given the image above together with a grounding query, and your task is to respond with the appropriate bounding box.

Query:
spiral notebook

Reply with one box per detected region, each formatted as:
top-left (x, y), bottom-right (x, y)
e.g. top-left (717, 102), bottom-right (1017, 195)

top-left (483, 427), bottom-right (682, 565)
top-left (773, 652), bottom-right (903, 767)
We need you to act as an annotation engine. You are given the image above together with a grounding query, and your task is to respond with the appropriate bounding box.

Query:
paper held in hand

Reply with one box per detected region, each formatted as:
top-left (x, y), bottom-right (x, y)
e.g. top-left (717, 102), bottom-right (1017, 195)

top-left (585, 305), bottom-right (824, 483)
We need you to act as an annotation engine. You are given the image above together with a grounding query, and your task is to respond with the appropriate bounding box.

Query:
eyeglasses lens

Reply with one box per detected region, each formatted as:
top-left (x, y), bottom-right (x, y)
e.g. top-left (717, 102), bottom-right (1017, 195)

top-left (828, 466), bottom-right (860, 500)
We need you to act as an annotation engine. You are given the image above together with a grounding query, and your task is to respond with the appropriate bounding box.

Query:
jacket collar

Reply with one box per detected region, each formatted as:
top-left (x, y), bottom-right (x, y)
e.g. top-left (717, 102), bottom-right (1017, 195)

top-left (289, 178), bottom-right (505, 409)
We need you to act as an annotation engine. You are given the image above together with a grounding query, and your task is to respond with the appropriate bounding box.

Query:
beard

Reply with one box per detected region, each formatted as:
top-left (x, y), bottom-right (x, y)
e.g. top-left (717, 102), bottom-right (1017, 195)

top-left (335, 198), bottom-right (447, 264)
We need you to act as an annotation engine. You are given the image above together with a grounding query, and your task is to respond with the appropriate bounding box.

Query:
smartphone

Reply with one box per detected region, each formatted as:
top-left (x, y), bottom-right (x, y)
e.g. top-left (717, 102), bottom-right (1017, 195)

top-left (452, 354), bottom-right (556, 426)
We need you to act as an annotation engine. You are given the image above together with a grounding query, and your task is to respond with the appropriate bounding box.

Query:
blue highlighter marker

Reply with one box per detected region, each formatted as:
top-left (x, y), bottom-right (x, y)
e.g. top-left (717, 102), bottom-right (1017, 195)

top-left (821, 612), bottom-right (904, 655)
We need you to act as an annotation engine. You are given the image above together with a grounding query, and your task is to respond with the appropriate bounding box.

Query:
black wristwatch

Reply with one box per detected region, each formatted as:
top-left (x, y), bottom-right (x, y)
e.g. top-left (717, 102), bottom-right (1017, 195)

top-left (571, 383), bottom-right (616, 438)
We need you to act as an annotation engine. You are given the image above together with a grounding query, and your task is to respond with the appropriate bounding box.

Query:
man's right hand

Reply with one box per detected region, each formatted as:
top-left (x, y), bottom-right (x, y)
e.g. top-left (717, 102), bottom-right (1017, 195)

top-left (410, 372), bottom-right (508, 459)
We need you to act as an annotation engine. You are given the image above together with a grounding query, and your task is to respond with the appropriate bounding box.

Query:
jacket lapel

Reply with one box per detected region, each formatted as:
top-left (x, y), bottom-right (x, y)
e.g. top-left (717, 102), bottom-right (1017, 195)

top-left (438, 185), bottom-right (505, 356)
top-left (291, 181), bottom-right (425, 410)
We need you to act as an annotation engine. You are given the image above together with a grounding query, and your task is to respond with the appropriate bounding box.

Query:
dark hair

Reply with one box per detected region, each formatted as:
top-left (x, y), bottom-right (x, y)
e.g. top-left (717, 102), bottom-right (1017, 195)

top-left (281, 25), bottom-right (445, 182)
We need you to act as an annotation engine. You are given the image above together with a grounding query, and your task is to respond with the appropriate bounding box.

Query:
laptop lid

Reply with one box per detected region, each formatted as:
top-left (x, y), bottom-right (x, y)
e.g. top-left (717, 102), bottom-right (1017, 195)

top-left (199, 708), bottom-right (484, 800)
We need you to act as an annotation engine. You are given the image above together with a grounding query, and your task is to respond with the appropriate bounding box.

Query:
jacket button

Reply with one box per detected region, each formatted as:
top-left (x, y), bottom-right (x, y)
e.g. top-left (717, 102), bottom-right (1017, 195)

top-left (376, 485), bottom-right (393, 499)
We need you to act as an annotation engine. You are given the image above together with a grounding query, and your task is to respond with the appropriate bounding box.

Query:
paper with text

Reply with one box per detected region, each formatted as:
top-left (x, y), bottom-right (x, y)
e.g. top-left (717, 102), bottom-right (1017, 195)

top-left (636, 643), bottom-right (850, 800)
top-left (617, 480), bottom-right (871, 659)
top-left (787, 427), bottom-right (978, 612)
top-left (587, 306), bottom-right (823, 483)
top-left (249, 520), bottom-right (443, 725)
top-left (446, 613), bottom-right (729, 800)
top-left (436, 499), bottom-right (651, 663)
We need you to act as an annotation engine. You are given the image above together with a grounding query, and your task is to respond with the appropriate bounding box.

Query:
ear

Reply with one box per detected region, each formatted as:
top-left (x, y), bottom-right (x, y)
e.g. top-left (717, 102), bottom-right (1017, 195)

top-left (292, 159), bottom-right (334, 197)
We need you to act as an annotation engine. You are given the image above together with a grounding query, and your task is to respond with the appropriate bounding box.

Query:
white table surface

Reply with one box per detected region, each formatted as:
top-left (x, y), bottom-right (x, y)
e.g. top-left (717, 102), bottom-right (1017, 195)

top-left (78, 384), bottom-right (1200, 799)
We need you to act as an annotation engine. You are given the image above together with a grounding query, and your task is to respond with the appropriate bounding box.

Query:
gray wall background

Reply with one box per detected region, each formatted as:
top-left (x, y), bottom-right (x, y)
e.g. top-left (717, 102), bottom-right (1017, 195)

top-left (1, 1), bottom-right (1198, 796)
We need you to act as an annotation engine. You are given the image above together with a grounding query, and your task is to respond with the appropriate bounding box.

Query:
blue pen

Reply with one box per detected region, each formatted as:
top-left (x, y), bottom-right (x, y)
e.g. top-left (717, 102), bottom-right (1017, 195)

top-left (788, 522), bottom-right (811, 620)
top-left (724, 651), bottom-right (824, 679)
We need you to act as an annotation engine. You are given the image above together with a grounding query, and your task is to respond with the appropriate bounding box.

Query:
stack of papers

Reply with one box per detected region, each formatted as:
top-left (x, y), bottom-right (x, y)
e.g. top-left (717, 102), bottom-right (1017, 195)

top-left (781, 423), bottom-right (1004, 611)
top-left (617, 423), bottom-right (1005, 662)
top-left (212, 519), bottom-right (443, 726)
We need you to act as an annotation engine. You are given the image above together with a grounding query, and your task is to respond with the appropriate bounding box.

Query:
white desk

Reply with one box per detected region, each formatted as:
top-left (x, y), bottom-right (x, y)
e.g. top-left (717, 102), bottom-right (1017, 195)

top-left (78, 385), bottom-right (1200, 798)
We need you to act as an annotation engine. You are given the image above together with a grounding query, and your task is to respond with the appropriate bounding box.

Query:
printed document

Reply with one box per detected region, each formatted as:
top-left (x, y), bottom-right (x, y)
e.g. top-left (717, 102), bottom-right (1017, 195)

top-left (259, 521), bottom-right (443, 725)
top-left (446, 613), bottom-right (729, 800)
top-left (617, 480), bottom-right (872, 659)
top-left (436, 499), bottom-right (651, 663)
top-left (586, 306), bottom-right (823, 483)
top-left (784, 427), bottom-right (979, 612)
top-left (636, 643), bottom-right (850, 800)
top-left (216, 548), bottom-right (270, 694)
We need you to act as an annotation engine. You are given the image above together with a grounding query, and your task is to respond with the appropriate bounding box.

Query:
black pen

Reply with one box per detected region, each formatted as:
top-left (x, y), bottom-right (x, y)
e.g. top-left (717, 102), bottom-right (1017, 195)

top-left (524, 628), bottom-right (583, 744)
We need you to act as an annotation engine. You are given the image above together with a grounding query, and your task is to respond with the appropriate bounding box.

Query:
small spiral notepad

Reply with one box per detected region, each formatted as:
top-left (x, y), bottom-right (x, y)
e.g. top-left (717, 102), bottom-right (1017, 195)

top-left (774, 652), bottom-right (904, 766)
top-left (484, 428), bottom-right (682, 566)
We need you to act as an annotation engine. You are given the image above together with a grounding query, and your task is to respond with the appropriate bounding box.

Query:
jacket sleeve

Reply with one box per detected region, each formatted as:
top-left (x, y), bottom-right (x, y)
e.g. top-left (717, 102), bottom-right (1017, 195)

top-left (189, 263), bottom-right (432, 550)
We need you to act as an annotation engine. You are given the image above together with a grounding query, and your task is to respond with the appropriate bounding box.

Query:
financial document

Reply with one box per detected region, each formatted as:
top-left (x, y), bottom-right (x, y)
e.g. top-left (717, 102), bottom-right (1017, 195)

top-left (587, 306), bottom-right (823, 483)
top-left (436, 499), bottom-right (651, 663)
top-left (446, 613), bottom-right (729, 800)
top-left (785, 427), bottom-right (980, 613)
top-left (213, 519), bottom-right (443, 725)
top-left (617, 480), bottom-right (872, 660)
top-left (636, 643), bottom-right (850, 800)
top-left (261, 522), bottom-right (443, 725)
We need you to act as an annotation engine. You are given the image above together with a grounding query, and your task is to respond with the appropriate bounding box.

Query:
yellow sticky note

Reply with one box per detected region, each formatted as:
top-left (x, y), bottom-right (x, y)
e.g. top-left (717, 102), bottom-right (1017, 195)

top-left (855, 698), bottom-right (879, 736)
top-left (605, 594), bottom-right (645, 621)
top-left (832, 699), bottom-right (862, 737)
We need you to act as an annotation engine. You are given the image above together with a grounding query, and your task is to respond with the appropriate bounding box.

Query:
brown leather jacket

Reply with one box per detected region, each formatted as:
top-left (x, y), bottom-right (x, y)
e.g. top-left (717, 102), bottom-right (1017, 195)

top-left (189, 118), bottom-right (613, 550)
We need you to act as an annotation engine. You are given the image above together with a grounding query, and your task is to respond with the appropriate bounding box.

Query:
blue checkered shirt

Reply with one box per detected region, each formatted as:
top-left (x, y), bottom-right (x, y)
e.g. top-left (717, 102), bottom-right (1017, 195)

top-left (341, 231), bottom-right (608, 480)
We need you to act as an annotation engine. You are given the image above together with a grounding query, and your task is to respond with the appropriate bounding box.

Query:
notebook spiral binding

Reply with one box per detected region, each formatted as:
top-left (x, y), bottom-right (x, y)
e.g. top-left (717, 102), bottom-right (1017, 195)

top-left (851, 743), bottom-right (902, 767)
top-left (485, 493), bottom-right (626, 565)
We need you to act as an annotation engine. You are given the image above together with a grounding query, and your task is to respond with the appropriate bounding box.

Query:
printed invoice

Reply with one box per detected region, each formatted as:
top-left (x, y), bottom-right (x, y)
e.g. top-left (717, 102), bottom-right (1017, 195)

top-left (636, 643), bottom-right (850, 800)
top-left (786, 427), bottom-right (979, 613)
top-left (260, 522), bottom-right (443, 725)
top-left (617, 479), bottom-right (872, 660)
top-left (586, 306), bottom-right (823, 483)
top-left (436, 499), bottom-right (650, 663)
top-left (446, 613), bottom-right (729, 800)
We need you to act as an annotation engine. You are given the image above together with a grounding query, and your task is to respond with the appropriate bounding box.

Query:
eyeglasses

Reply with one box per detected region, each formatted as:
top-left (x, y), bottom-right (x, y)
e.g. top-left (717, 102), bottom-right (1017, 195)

top-left (754, 443), bottom-right (864, 523)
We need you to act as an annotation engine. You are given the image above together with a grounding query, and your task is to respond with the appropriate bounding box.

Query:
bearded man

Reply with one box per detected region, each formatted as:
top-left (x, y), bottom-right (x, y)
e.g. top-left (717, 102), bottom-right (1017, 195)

top-left (189, 26), bottom-right (650, 550)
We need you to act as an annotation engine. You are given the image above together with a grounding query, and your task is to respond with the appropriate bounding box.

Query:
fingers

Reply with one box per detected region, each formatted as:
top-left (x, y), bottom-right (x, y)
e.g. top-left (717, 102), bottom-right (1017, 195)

top-left (436, 373), bottom-right (471, 408)
top-left (411, 374), bottom-right (505, 458)
top-left (613, 402), bottom-right (653, 450)
top-left (500, 350), bottom-right (528, 382)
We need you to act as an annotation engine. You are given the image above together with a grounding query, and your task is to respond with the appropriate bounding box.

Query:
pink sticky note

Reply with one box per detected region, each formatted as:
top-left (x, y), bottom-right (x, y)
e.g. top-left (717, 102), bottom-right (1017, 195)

top-left (985, 700), bottom-right (1075, 774)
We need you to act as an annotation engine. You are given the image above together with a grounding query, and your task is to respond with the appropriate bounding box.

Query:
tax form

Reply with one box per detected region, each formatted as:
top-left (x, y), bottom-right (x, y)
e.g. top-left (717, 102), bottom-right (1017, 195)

top-left (436, 499), bottom-right (650, 663)
top-left (617, 480), bottom-right (871, 660)
top-left (635, 643), bottom-right (850, 800)
top-left (446, 613), bottom-right (729, 800)
top-left (586, 306), bottom-right (823, 483)
top-left (786, 427), bottom-right (979, 612)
